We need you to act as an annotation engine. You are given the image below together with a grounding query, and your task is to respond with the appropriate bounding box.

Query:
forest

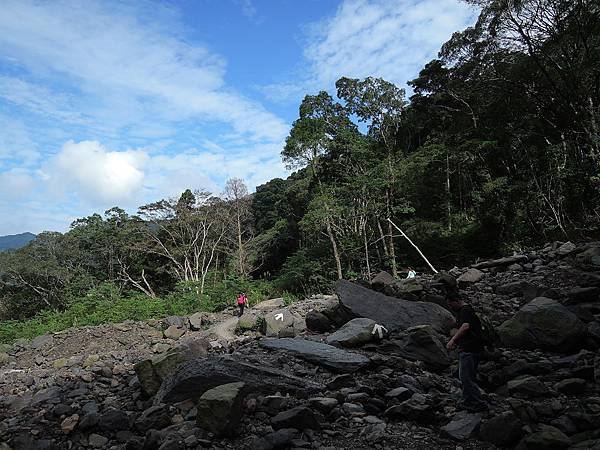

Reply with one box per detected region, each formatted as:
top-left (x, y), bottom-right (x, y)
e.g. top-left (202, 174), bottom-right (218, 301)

top-left (1, 0), bottom-right (599, 340)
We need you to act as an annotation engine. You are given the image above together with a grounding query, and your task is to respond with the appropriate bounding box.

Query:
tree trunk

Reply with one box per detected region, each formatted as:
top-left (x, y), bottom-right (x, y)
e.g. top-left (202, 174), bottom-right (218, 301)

top-left (326, 217), bottom-right (343, 280)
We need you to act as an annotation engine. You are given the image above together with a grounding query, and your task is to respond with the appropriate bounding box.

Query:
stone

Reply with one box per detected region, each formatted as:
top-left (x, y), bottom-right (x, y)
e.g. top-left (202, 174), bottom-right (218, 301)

top-left (335, 280), bottom-right (455, 333)
top-left (52, 358), bottom-right (67, 369)
top-left (260, 338), bottom-right (370, 373)
top-left (252, 428), bottom-right (297, 450)
top-left (308, 397), bottom-right (339, 413)
top-left (516, 424), bottom-right (571, 450)
top-left (472, 255), bottom-right (528, 269)
top-left (236, 311), bottom-right (260, 331)
top-left (305, 310), bottom-right (332, 333)
top-left (188, 312), bottom-right (204, 330)
top-left (88, 434), bottom-right (109, 448)
top-left (391, 325), bottom-right (451, 371)
top-left (271, 406), bottom-right (320, 430)
top-left (254, 298), bottom-right (285, 311)
top-left (164, 325), bottom-right (185, 340)
top-left (30, 334), bottom-right (53, 349)
top-left (479, 411), bottom-right (523, 447)
top-left (326, 318), bottom-right (378, 347)
top-left (0, 352), bottom-right (10, 366)
top-left (31, 386), bottom-right (61, 406)
top-left (60, 414), bottom-right (79, 434)
top-left (135, 405), bottom-right (172, 432)
top-left (496, 280), bottom-right (531, 296)
top-left (99, 409), bottom-right (129, 431)
top-left (263, 308), bottom-right (305, 337)
top-left (155, 355), bottom-right (323, 404)
top-left (196, 382), bottom-right (246, 436)
top-left (384, 387), bottom-right (413, 401)
top-left (498, 297), bottom-right (587, 352)
top-left (507, 376), bottom-right (550, 398)
top-left (163, 315), bottom-right (187, 329)
top-left (557, 241), bottom-right (576, 256)
top-left (457, 268), bottom-right (485, 287)
top-left (384, 393), bottom-right (433, 423)
top-left (441, 411), bottom-right (482, 441)
top-left (371, 271), bottom-right (395, 289)
top-left (554, 378), bottom-right (586, 395)
top-left (83, 354), bottom-right (100, 368)
top-left (566, 287), bottom-right (600, 304)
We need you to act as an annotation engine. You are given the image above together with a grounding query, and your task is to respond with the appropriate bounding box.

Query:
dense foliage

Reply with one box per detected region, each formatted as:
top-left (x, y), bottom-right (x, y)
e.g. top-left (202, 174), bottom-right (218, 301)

top-left (1, 0), bottom-right (599, 334)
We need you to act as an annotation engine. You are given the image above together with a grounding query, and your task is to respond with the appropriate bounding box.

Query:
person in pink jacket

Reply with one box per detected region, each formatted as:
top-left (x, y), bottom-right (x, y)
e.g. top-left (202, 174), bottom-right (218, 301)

top-left (236, 292), bottom-right (248, 317)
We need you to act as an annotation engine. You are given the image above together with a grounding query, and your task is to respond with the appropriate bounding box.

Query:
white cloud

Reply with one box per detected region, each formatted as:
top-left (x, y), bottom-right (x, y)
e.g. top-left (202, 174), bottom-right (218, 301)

top-left (0, 0), bottom-right (288, 142)
top-left (48, 140), bottom-right (148, 204)
top-left (0, 169), bottom-right (36, 201)
top-left (262, 0), bottom-right (476, 102)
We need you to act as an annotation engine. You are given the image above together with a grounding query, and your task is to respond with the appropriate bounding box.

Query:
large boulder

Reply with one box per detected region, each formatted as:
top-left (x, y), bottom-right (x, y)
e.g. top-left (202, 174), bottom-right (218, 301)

top-left (305, 310), bottom-right (333, 333)
top-left (498, 297), bottom-right (587, 352)
top-left (371, 271), bottom-right (395, 291)
top-left (263, 308), bottom-right (306, 337)
top-left (326, 318), bottom-right (378, 348)
top-left (236, 311), bottom-right (261, 331)
top-left (515, 424), bottom-right (571, 450)
top-left (441, 411), bottom-right (482, 441)
top-left (390, 325), bottom-right (451, 371)
top-left (196, 382), bottom-right (246, 437)
top-left (259, 338), bottom-right (370, 373)
top-left (480, 411), bottom-right (523, 447)
top-left (135, 339), bottom-right (209, 396)
top-left (155, 355), bottom-right (323, 404)
top-left (457, 268), bottom-right (485, 288)
top-left (254, 298), bottom-right (285, 311)
top-left (335, 280), bottom-right (455, 333)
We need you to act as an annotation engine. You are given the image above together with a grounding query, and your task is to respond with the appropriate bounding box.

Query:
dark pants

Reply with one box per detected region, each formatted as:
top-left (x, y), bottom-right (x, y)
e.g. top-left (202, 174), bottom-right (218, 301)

top-left (238, 304), bottom-right (245, 317)
top-left (458, 351), bottom-right (486, 409)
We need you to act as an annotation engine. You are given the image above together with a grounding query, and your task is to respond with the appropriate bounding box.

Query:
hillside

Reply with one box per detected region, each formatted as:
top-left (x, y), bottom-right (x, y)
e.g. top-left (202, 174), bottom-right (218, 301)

top-left (0, 233), bottom-right (36, 252)
top-left (0, 241), bottom-right (599, 449)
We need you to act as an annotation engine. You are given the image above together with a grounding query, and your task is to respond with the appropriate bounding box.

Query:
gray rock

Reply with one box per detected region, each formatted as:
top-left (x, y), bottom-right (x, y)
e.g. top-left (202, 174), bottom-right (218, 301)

top-left (163, 315), bottom-right (187, 329)
top-left (155, 355), bottom-right (323, 404)
top-left (326, 318), bottom-right (378, 347)
top-left (515, 424), bottom-right (571, 450)
top-left (263, 308), bottom-right (305, 337)
top-left (554, 378), bottom-right (586, 395)
top-left (498, 297), bottom-right (587, 352)
top-left (507, 376), bottom-right (550, 398)
top-left (305, 310), bottom-right (332, 333)
top-left (392, 325), bottom-right (451, 371)
top-left (260, 338), bottom-right (370, 373)
top-left (496, 280), bottom-right (531, 296)
top-left (271, 406), bottom-right (320, 430)
top-left (237, 311), bottom-right (260, 331)
top-left (384, 393), bottom-right (433, 423)
top-left (135, 405), bottom-right (172, 432)
top-left (163, 325), bottom-right (185, 340)
top-left (254, 298), bottom-right (285, 311)
top-left (30, 334), bottom-right (54, 349)
top-left (0, 352), bottom-right (9, 367)
top-left (441, 411), bottom-right (482, 441)
top-left (472, 255), bottom-right (528, 269)
top-left (308, 397), bottom-right (338, 413)
top-left (188, 312), bottom-right (205, 330)
top-left (457, 268), bottom-right (485, 287)
top-left (88, 434), bottom-right (109, 448)
top-left (557, 241), bottom-right (576, 256)
top-left (384, 387), bottom-right (413, 401)
top-left (196, 382), bottom-right (246, 437)
top-left (479, 411), bottom-right (523, 447)
top-left (99, 409), bottom-right (128, 431)
top-left (566, 287), bottom-right (600, 304)
top-left (371, 271), bottom-right (395, 289)
top-left (31, 387), bottom-right (61, 406)
top-left (336, 280), bottom-right (455, 333)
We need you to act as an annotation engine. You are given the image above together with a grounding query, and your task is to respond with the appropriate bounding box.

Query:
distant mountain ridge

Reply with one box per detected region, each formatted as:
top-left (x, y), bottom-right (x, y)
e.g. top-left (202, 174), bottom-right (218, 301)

top-left (0, 232), bottom-right (36, 251)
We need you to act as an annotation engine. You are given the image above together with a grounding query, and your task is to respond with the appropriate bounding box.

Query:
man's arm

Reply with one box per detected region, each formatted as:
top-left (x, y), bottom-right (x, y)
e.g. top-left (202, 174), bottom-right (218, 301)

top-left (447, 322), bottom-right (470, 350)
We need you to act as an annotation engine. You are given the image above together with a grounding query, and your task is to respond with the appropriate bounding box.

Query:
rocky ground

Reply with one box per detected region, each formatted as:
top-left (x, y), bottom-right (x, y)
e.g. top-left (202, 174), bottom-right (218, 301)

top-left (0, 240), bottom-right (599, 450)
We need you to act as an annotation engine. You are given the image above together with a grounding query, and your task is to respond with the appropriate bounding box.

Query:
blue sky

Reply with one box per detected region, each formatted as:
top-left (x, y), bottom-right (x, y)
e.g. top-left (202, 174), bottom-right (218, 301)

top-left (0, 0), bottom-right (476, 235)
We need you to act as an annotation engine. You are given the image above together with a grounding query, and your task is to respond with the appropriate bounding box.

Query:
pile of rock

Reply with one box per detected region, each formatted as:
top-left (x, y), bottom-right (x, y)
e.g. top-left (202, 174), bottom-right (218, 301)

top-left (0, 240), bottom-right (599, 449)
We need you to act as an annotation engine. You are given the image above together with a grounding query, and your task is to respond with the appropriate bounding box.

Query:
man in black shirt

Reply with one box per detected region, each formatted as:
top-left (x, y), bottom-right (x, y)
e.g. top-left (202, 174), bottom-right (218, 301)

top-left (446, 292), bottom-right (488, 412)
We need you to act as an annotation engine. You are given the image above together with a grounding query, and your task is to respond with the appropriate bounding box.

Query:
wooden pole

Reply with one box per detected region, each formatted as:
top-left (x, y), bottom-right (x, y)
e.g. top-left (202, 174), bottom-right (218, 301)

top-left (387, 218), bottom-right (438, 274)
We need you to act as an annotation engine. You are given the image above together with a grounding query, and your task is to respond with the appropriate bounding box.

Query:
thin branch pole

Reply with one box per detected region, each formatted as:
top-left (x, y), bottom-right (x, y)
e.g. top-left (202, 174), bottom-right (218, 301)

top-left (387, 218), bottom-right (438, 274)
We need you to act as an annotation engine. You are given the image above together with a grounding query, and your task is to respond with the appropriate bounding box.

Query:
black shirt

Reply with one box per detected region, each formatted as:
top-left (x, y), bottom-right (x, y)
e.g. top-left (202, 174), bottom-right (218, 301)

top-left (456, 304), bottom-right (484, 353)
